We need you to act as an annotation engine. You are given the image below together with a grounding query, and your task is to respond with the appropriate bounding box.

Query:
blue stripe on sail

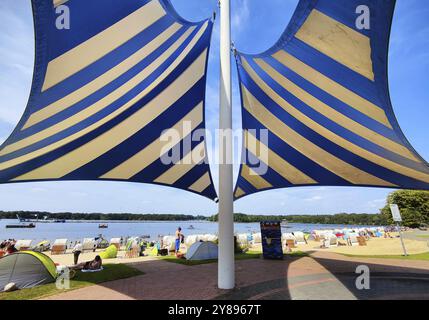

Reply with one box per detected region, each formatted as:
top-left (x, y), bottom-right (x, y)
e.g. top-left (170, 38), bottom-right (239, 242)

top-left (173, 164), bottom-right (216, 199)
top-left (235, 176), bottom-right (259, 196)
top-left (243, 109), bottom-right (350, 185)
top-left (242, 81), bottom-right (429, 189)
top-left (64, 80), bottom-right (206, 179)
top-left (173, 164), bottom-right (214, 197)
top-left (0, 40), bottom-right (210, 180)
top-left (262, 56), bottom-right (400, 143)
top-left (131, 126), bottom-right (205, 182)
top-left (15, 22), bottom-right (194, 140)
top-left (0, 1), bottom-right (217, 200)
top-left (168, 160), bottom-right (207, 188)
top-left (242, 59), bottom-right (429, 173)
top-left (314, 0), bottom-right (373, 37)
top-left (285, 38), bottom-right (381, 105)
top-left (0, 25), bottom-right (210, 162)
top-left (45, 0), bottom-right (153, 60)
top-left (246, 151), bottom-right (293, 187)
top-left (28, 15), bottom-right (180, 115)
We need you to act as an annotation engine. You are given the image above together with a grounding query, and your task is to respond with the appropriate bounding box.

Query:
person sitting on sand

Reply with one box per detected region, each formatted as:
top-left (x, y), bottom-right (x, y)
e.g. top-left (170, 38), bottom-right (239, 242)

top-left (71, 255), bottom-right (102, 271)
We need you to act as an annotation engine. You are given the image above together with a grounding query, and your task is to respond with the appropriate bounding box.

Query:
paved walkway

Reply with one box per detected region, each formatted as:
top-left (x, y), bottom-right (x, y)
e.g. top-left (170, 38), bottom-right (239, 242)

top-left (44, 252), bottom-right (429, 300)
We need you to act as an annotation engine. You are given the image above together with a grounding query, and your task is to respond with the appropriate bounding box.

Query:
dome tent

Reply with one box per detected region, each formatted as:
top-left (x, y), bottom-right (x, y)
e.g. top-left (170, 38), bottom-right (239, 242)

top-left (186, 241), bottom-right (218, 261)
top-left (0, 252), bottom-right (57, 292)
top-left (99, 245), bottom-right (118, 259)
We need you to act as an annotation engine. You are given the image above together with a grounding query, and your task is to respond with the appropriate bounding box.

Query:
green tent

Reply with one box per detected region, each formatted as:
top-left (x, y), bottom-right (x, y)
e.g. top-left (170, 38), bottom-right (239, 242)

top-left (99, 245), bottom-right (118, 259)
top-left (0, 251), bottom-right (57, 291)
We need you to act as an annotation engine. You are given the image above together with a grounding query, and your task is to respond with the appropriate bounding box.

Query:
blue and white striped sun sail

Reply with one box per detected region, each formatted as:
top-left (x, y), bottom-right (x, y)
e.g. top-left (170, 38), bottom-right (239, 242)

top-left (234, 0), bottom-right (429, 200)
top-left (0, 0), bottom-right (217, 201)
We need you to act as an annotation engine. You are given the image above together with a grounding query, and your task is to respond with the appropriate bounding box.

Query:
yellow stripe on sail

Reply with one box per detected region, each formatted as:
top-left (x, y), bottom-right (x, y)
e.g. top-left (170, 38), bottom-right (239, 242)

top-left (272, 50), bottom-right (391, 128)
top-left (295, 9), bottom-right (374, 81)
top-left (11, 50), bottom-right (208, 180)
top-left (241, 62), bottom-right (429, 184)
top-left (234, 187), bottom-right (246, 198)
top-left (24, 23), bottom-right (185, 129)
top-left (53, 0), bottom-right (69, 7)
top-left (154, 142), bottom-right (206, 185)
top-left (188, 172), bottom-right (211, 193)
top-left (241, 84), bottom-right (396, 187)
top-left (0, 22), bottom-right (208, 160)
top-left (42, 0), bottom-right (166, 91)
top-left (246, 58), bottom-right (419, 162)
top-left (102, 103), bottom-right (204, 180)
top-left (245, 130), bottom-right (316, 185)
top-left (241, 165), bottom-right (272, 190)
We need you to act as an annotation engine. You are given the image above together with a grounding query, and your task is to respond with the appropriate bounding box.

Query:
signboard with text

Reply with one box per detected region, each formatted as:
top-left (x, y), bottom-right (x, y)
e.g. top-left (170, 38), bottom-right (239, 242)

top-left (260, 221), bottom-right (283, 260)
top-left (390, 204), bottom-right (402, 222)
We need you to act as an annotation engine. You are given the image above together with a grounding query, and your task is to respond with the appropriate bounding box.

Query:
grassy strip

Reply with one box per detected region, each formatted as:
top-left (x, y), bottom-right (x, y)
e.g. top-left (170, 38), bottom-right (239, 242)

top-left (0, 263), bottom-right (143, 300)
top-left (160, 251), bottom-right (308, 266)
top-left (340, 252), bottom-right (429, 261)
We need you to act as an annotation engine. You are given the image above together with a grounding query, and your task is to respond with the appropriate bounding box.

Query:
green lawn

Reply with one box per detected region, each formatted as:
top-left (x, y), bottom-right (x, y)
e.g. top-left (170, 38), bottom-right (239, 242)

top-left (341, 252), bottom-right (429, 261)
top-left (160, 251), bottom-right (308, 266)
top-left (416, 235), bottom-right (429, 239)
top-left (0, 263), bottom-right (143, 300)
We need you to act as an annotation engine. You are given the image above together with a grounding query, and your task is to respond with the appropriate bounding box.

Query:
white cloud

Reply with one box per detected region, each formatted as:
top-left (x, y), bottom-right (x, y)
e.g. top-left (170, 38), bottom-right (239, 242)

top-left (0, 1), bottom-right (33, 124)
top-left (231, 0), bottom-right (250, 35)
top-left (305, 195), bottom-right (324, 202)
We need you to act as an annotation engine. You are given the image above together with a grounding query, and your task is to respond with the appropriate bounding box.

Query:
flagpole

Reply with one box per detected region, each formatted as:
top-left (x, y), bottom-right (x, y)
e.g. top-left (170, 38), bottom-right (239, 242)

top-left (218, 0), bottom-right (235, 289)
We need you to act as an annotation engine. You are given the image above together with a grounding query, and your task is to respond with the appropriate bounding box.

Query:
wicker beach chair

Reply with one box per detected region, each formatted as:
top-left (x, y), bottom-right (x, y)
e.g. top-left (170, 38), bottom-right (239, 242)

top-left (51, 239), bottom-right (67, 255)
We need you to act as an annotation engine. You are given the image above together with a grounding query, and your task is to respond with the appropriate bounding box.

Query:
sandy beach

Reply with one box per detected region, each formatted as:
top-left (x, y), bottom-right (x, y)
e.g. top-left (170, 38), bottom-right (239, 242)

top-left (43, 230), bottom-right (429, 267)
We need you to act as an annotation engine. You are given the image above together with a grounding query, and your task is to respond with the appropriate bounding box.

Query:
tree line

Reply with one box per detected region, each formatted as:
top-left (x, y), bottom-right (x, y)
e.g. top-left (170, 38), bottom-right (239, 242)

top-left (207, 213), bottom-right (388, 225)
top-left (0, 211), bottom-right (205, 221)
top-left (1, 190), bottom-right (428, 227)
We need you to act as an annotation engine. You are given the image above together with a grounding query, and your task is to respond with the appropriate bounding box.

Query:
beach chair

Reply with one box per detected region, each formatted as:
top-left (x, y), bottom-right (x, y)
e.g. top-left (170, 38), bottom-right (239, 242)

top-left (328, 235), bottom-right (338, 247)
top-left (109, 238), bottom-right (121, 250)
top-left (286, 239), bottom-right (296, 249)
top-left (349, 235), bottom-right (359, 246)
top-left (252, 233), bottom-right (262, 244)
top-left (185, 235), bottom-right (199, 248)
top-left (357, 236), bottom-right (367, 246)
top-left (237, 233), bottom-right (249, 247)
top-left (51, 239), bottom-right (67, 255)
top-left (206, 234), bottom-right (218, 242)
top-left (82, 238), bottom-right (96, 252)
top-left (15, 240), bottom-right (33, 251)
top-left (294, 232), bottom-right (306, 245)
top-left (125, 238), bottom-right (139, 258)
top-left (162, 235), bottom-right (176, 252)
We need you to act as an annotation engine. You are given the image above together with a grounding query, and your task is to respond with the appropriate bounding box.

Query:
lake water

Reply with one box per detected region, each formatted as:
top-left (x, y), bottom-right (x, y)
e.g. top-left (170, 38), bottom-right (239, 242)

top-left (0, 219), bottom-right (374, 243)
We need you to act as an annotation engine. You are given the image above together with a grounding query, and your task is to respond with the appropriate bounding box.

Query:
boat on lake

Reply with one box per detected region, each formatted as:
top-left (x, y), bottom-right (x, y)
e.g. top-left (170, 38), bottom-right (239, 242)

top-left (98, 224), bottom-right (108, 229)
top-left (281, 220), bottom-right (291, 228)
top-left (6, 223), bottom-right (36, 229)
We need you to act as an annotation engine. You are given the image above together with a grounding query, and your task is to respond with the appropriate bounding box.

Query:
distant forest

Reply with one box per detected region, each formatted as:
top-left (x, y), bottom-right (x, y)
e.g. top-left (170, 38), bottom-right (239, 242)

top-left (208, 213), bottom-right (388, 226)
top-left (1, 190), bottom-right (427, 227)
top-left (0, 210), bottom-right (388, 226)
top-left (0, 211), bottom-right (205, 221)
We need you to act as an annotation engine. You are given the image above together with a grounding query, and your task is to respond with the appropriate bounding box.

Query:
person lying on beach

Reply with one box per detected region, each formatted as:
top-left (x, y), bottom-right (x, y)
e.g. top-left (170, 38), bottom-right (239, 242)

top-left (71, 255), bottom-right (102, 271)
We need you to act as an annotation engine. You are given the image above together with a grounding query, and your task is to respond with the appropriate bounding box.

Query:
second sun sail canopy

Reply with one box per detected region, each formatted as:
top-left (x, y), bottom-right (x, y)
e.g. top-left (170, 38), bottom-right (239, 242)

top-left (0, 0), bottom-right (217, 200)
top-left (234, 0), bottom-right (429, 199)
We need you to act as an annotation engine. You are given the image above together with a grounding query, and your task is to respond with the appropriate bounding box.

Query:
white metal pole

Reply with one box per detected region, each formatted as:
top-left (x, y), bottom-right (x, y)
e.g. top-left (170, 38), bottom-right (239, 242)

top-left (397, 222), bottom-right (408, 256)
top-left (218, 0), bottom-right (234, 289)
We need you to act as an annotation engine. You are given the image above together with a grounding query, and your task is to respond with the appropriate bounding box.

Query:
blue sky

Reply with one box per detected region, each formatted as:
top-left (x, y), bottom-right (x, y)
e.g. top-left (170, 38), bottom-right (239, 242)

top-left (0, 0), bottom-right (427, 215)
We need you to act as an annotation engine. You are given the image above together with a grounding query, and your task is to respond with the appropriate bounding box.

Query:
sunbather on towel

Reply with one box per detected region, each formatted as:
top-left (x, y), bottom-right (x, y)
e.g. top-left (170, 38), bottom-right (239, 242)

top-left (71, 255), bottom-right (102, 271)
